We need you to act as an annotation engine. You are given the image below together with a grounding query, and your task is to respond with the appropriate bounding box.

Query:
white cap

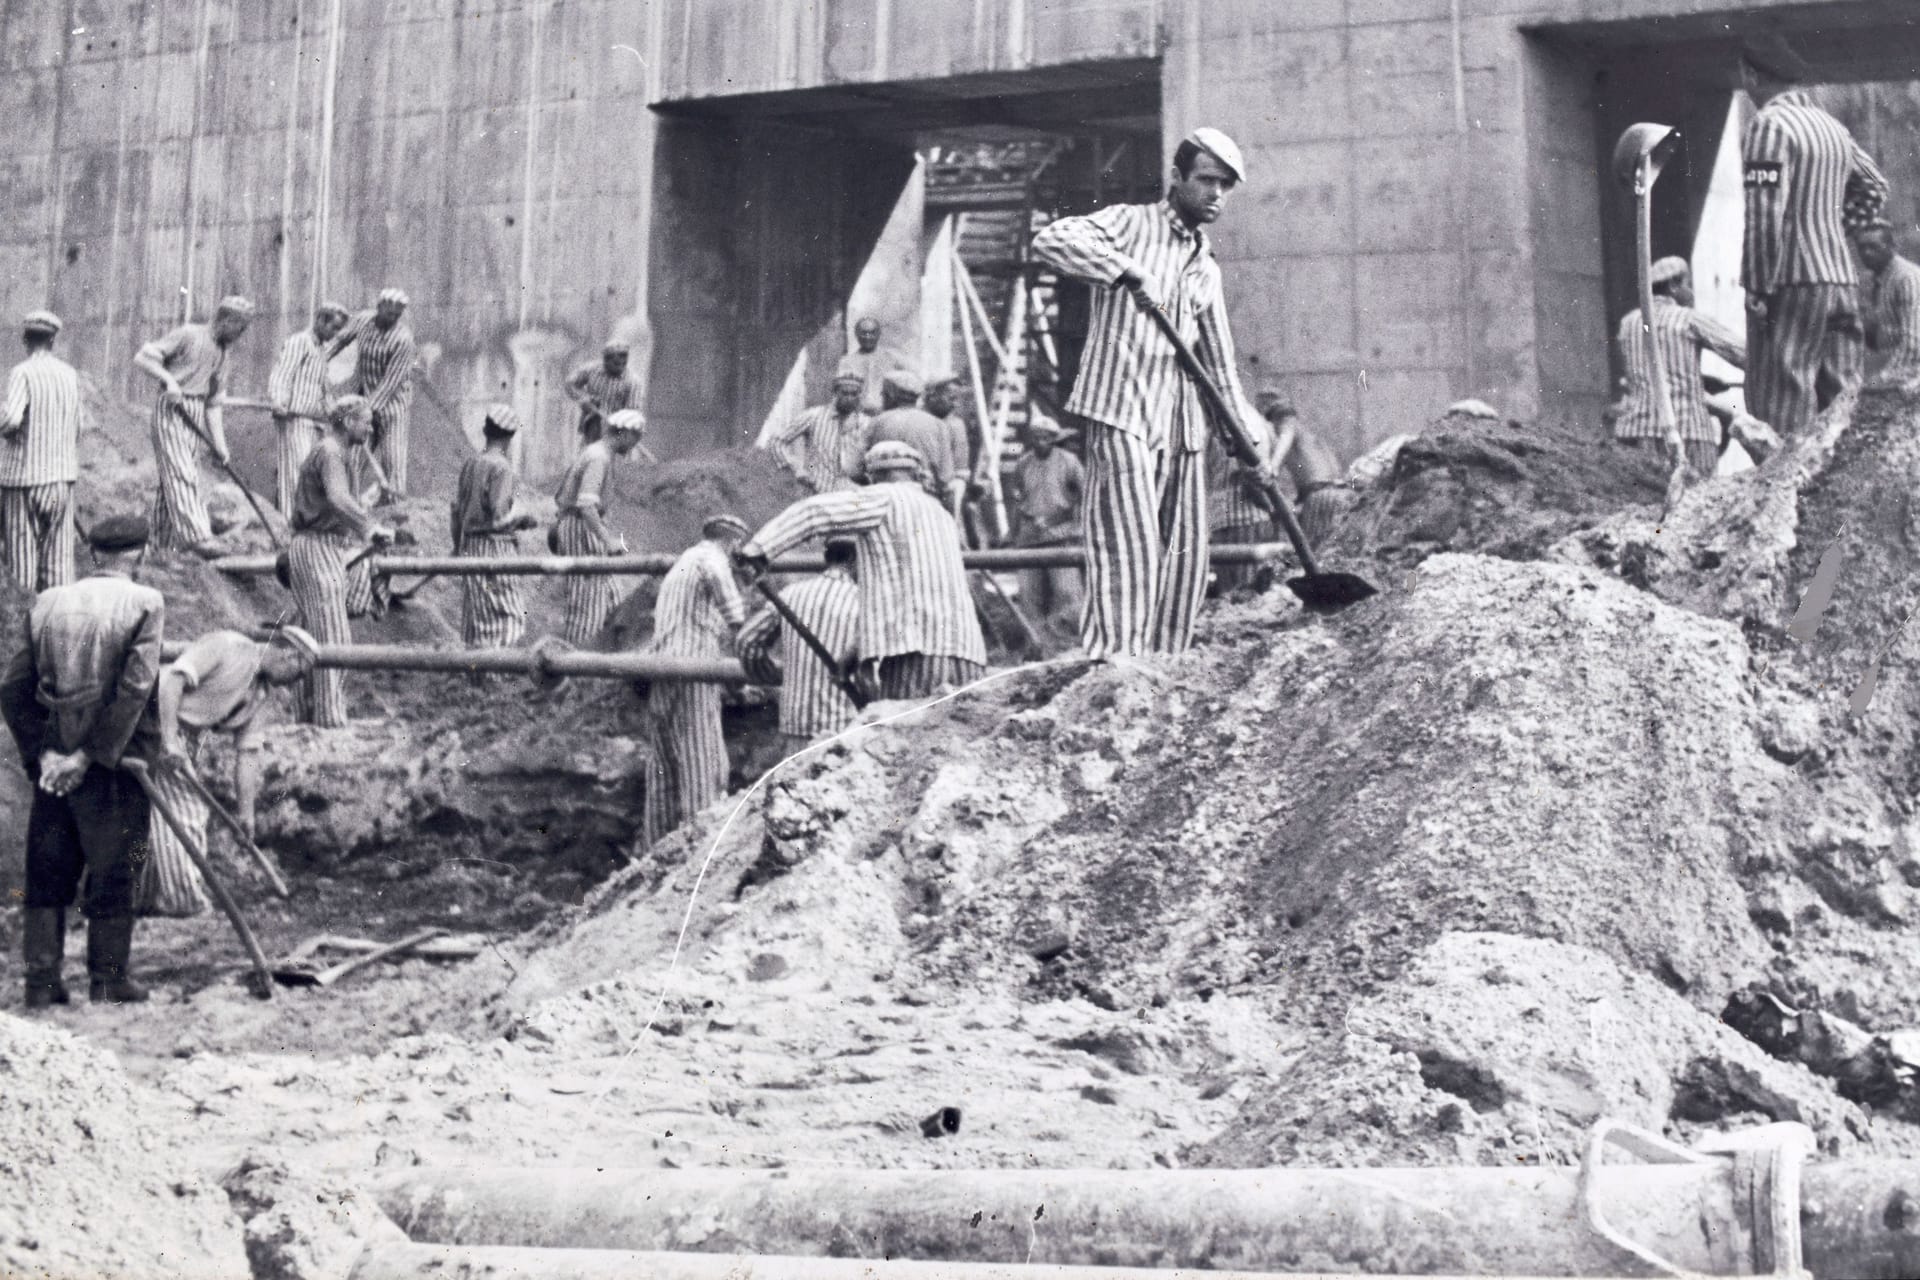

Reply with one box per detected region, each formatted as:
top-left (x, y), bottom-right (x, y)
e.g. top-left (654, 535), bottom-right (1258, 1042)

top-left (1182, 127), bottom-right (1245, 182)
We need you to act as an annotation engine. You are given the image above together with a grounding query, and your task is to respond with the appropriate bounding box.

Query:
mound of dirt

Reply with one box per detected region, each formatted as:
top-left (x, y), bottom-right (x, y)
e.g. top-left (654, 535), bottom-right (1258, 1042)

top-left (1331, 410), bottom-right (1669, 577)
top-left (0, 1013), bottom-right (246, 1277)
top-left (496, 548), bottom-right (1904, 1165)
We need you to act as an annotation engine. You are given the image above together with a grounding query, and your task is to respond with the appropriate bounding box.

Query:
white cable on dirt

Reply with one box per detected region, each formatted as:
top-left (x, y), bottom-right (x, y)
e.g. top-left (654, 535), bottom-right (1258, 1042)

top-left (570, 656), bottom-right (1084, 1135)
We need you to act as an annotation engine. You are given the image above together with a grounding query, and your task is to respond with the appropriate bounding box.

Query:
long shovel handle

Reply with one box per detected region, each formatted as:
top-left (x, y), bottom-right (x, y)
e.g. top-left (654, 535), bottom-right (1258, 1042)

top-left (1131, 298), bottom-right (1328, 578)
top-left (174, 761), bottom-right (291, 899)
top-left (167, 400), bottom-right (287, 550)
top-left (750, 577), bottom-right (870, 710)
top-left (124, 758), bottom-right (275, 1000)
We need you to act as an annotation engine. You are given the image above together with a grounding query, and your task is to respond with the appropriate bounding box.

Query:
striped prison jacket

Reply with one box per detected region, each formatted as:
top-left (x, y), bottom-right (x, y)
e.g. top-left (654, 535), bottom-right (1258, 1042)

top-left (1612, 298), bottom-right (1747, 443)
top-left (1030, 197), bottom-right (1255, 453)
top-left (0, 350), bottom-right (81, 486)
top-left (1743, 90), bottom-right (1889, 295)
top-left (644, 540), bottom-right (746, 659)
top-left (566, 363), bottom-right (643, 430)
top-left (745, 481), bottom-right (986, 667)
top-left (736, 569), bottom-right (860, 738)
top-left (770, 404), bottom-right (870, 493)
top-left (332, 313), bottom-right (417, 414)
top-left (268, 330), bottom-right (333, 419)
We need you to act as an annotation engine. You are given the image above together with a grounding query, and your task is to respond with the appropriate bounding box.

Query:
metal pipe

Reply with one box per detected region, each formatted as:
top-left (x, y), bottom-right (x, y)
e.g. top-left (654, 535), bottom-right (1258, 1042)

top-left (211, 544), bottom-right (1300, 579)
top-left (374, 1163), bottom-right (1820, 1276)
top-left (348, 1244), bottom-right (1546, 1280)
top-left (157, 641), bottom-right (744, 684)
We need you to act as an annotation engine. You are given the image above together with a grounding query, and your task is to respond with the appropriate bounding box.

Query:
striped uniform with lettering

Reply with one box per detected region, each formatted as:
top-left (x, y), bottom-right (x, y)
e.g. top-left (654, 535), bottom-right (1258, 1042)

top-left (553, 440), bottom-right (619, 644)
top-left (735, 570), bottom-right (859, 740)
top-left (454, 450), bottom-right (525, 648)
top-left (1613, 297), bottom-right (1748, 477)
top-left (337, 313), bottom-right (417, 493)
top-left (268, 330), bottom-right (332, 516)
top-left (567, 363), bottom-right (642, 437)
top-left (137, 751), bottom-right (212, 918)
top-left (641, 541), bottom-right (746, 847)
top-left (1031, 199), bottom-right (1252, 658)
top-left (0, 349), bottom-right (81, 590)
top-left (745, 482), bottom-right (986, 700)
top-left (770, 404), bottom-right (870, 492)
top-left (1742, 89), bottom-right (1888, 433)
top-left (1869, 255), bottom-right (1920, 385)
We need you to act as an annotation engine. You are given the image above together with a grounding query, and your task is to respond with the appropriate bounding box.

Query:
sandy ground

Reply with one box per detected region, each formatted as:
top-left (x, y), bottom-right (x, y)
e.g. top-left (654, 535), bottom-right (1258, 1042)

top-left (12, 390), bottom-right (1920, 1276)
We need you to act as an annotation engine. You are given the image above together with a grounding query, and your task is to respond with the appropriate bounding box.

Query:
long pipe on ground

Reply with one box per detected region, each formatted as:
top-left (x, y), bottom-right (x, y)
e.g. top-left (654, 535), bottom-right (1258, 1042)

top-left (372, 1161), bottom-right (1920, 1277)
top-left (350, 1246), bottom-right (1366, 1280)
top-left (157, 640), bottom-right (745, 683)
top-left (208, 544), bottom-right (1300, 579)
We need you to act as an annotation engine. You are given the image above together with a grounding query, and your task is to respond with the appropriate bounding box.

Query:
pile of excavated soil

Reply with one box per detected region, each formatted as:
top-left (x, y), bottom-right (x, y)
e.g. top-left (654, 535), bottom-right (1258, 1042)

top-left (1329, 409), bottom-right (1669, 578)
top-left (0, 1013), bottom-right (246, 1277)
top-left (495, 548), bottom-right (1906, 1166)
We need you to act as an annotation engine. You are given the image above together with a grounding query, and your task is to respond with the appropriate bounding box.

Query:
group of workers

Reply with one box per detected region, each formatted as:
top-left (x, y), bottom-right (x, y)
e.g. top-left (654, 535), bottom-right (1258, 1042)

top-left (1609, 34), bottom-right (1917, 467)
top-left (5, 23), bottom-right (1912, 1008)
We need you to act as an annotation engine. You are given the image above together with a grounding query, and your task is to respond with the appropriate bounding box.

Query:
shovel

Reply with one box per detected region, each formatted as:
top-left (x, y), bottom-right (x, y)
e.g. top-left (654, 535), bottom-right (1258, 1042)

top-left (171, 761), bottom-right (291, 898)
top-left (271, 927), bottom-right (444, 989)
top-left (747, 576), bottom-right (870, 710)
top-left (165, 397), bottom-right (287, 549)
top-left (1132, 296), bottom-right (1376, 610)
top-left (1612, 122), bottom-right (1688, 516)
top-left (123, 759), bottom-right (276, 1000)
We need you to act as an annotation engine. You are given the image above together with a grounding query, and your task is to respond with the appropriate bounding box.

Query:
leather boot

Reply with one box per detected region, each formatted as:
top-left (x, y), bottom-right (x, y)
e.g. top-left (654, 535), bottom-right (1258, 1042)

top-left (86, 916), bottom-right (148, 1004)
top-left (23, 908), bottom-right (69, 1008)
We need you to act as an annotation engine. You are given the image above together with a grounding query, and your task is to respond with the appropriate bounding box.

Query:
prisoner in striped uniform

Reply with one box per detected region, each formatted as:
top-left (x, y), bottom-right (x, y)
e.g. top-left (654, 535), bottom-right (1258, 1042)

top-left (329, 288), bottom-right (417, 493)
top-left (1006, 420), bottom-right (1085, 632)
top-left (268, 302), bottom-right (349, 516)
top-left (1267, 395), bottom-right (1350, 549)
top-left (1854, 223), bottom-right (1920, 389)
top-left (551, 410), bottom-right (648, 645)
top-left (565, 341), bottom-right (644, 443)
top-left (140, 628), bottom-right (316, 918)
top-left (922, 374), bottom-right (979, 487)
top-left (735, 537), bottom-right (861, 748)
top-left (739, 441), bottom-right (986, 701)
top-left (1611, 257), bottom-right (1748, 478)
top-left (288, 396), bottom-right (393, 728)
top-left (639, 516), bottom-right (749, 848)
top-left (133, 296), bottom-right (254, 555)
top-left (0, 311), bottom-right (82, 591)
top-left (1030, 128), bottom-right (1258, 659)
top-left (452, 405), bottom-right (537, 651)
top-left (768, 372), bottom-right (869, 493)
top-left (1740, 37), bottom-right (1888, 435)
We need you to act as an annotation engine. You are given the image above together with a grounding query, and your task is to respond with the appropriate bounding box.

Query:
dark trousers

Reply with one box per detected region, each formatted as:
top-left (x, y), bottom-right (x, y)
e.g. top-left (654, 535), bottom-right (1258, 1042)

top-left (25, 766), bottom-right (150, 919)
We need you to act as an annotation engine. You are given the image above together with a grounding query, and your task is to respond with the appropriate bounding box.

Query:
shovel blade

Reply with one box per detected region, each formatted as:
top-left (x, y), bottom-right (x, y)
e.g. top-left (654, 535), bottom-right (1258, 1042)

top-left (1287, 571), bottom-right (1379, 611)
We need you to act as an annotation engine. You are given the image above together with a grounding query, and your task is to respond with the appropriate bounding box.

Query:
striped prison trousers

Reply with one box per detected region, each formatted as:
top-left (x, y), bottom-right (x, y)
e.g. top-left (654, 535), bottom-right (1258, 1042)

top-left (1080, 423), bottom-right (1210, 659)
top-left (555, 512), bottom-right (617, 645)
top-left (1298, 483), bottom-right (1356, 546)
top-left (288, 530), bottom-right (353, 727)
top-left (137, 752), bottom-right (212, 918)
top-left (0, 481), bottom-right (74, 591)
top-left (874, 653), bottom-right (985, 700)
top-left (1747, 284), bottom-right (1864, 436)
top-left (373, 406), bottom-right (409, 496)
top-left (1618, 437), bottom-right (1722, 480)
top-left (460, 533), bottom-right (525, 649)
top-left (642, 681), bottom-right (728, 848)
top-left (151, 395), bottom-right (215, 550)
top-left (277, 416), bottom-right (321, 518)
